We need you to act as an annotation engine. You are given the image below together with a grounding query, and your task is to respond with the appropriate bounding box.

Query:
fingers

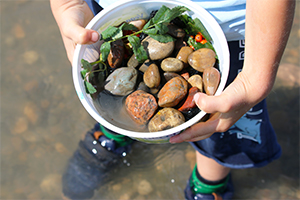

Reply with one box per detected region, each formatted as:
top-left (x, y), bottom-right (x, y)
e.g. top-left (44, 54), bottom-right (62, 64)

top-left (169, 116), bottom-right (219, 143)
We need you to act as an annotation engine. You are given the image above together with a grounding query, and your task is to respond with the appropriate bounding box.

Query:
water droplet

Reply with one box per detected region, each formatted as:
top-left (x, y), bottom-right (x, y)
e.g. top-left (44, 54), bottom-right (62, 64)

top-left (171, 179), bottom-right (175, 183)
top-left (93, 140), bottom-right (97, 145)
top-left (92, 148), bottom-right (97, 154)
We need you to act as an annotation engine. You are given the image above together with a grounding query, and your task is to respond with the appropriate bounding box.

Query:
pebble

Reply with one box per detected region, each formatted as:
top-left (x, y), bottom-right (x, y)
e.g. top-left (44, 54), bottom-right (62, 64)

top-left (23, 50), bottom-right (39, 65)
top-left (104, 67), bottom-right (138, 96)
top-left (23, 103), bottom-right (38, 124)
top-left (178, 87), bottom-right (200, 112)
top-left (167, 24), bottom-right (186, 38)
top-left (40, 174), bottom-right (62, 195)
top-left (12, 117), bottom-right (28, 134)
top-left (127, 54), bottom-right (139, 68)
top-left (143, 63), bottom-right (161, 88)
top-left (137, 180), bottom-right (153, 195)
top-left (129, 19), bottom-right (147, 30)
top-left (148, 108), bottom-right (185, 132)
top-left (142, 36), bottom-right (174, 60)
top-left (188, 48), bottom-right (216, 72)
top-left (203, 67), bottom-right (220, 95)
top-left (188, 74), bottom-right (203, 92)
top-left (13, 23), bottom-right (25, 38)
top-left (107, 40), bottom-right (124, 68)
top-left (176, 46), bottom-right (194, 65)
top-left (125, 90), bottom-right (158, 125)
top-left (161, 57), bottom-right (184, 72)
top-left (163, 72), bottom-right (181, 82)
top-left (139, 59), bottom-right (152, 73)
top-left (158, 77), bottom-right (188, 107)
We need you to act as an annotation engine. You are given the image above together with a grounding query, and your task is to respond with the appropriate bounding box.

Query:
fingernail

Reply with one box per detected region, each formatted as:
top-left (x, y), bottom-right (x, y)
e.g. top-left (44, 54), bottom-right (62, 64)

top-left (194, 93), bottom-right (200, 102)
top-left (91, 32), bottom-right (99, 42)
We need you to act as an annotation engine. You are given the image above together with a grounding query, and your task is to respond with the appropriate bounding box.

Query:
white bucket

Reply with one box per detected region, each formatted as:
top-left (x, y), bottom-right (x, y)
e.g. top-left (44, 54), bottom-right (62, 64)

top-left (72, 0), bottom-right (230, 143)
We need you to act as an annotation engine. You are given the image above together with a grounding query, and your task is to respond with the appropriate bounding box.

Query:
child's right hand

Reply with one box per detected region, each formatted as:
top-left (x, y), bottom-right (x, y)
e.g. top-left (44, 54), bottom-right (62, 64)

top-left (50, 0), bottom-right (99, 64)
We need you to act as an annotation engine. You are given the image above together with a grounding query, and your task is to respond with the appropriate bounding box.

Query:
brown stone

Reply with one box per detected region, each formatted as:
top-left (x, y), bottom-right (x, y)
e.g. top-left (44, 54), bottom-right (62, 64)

top-left (158, 77), bottom-right (188, 107)
top-left (148, 108), bottom-right (185, 132)
top-left (203, 67), bottom-right (220, 95)
top-left (143, 63), bottom-right (160, 88)
top-left (107, 40), bottom-right (124, 68)
top-left (188, 48), bottom-right (216, 72)
top-left (178, 87), bottom-right (200, 112)
top-left (161, 57), bottom-right (184, 72)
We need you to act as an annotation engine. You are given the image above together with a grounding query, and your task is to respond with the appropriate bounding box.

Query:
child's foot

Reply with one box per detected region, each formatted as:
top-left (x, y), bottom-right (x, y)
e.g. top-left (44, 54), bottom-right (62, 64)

top-left (62, 123), bottom-right (134, 199)
top-left (184, 166), bottom-right (234, 200)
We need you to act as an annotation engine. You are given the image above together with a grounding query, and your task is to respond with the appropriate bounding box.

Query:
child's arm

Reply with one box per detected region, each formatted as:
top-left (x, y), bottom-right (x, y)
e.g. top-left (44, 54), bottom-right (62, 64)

top-left (50, 0), bottom-right (99, 63)
top-left (170, 0), bottom-right (295, 143)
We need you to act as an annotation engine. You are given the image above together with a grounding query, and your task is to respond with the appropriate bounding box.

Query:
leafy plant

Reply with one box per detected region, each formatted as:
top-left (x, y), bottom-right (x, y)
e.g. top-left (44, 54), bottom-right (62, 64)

top-left (81, 5), bottom-right (215, 94)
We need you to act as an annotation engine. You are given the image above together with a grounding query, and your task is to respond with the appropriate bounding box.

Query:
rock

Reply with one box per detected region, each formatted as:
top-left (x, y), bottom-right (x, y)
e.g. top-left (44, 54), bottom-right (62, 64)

top-left (142, 36), bottom-right (174, 60)
top-left (143, 63), bottom-right (160, 88)
top-left (23, 103), bottom-right (38, 124)
top-left (137, 180), bottom-right (153, 195)
top-left (23, 50), bottom-right (39, 65)
top-left (129, 19), bottom-right (147, 30)
top-left (176, 46), bottom-right (194, 65)
top-left (105, 67), bottom-right (138, 96)
top-left (107, 40), bottom-right (124, 68)
top-left (148, 108), bottom-right (185, 132)
top-left (163, 72), bottom-right (181, 82)
top-left (12, 117), bottom-right (28, 134)
top-left (203, 67), bottom-right (220, 95)
top-left (181, 72), bottom-right (190, 81)
top-left (188, 48), bottom-right (216, 72)
top-left (127, 54), bottom-right (140, 68)
top-left (40, 174), bottom-right (62, 195)
top-left (178, 87), bottom-right (200, 112)
top-left (139, 59), bottom-right (152, 73)
top-left (158, 77), bottom-right (188, 107)
top-left (167, 24), bottom-right (186, 38)
top-left (161, 57), bottom-right (184, 72)
top-left (136, 82), bottom-right (149, 92)
top-left (125, 90), bottom-right (158, 125)
top-left (188, 74), bottom-right (203, 92)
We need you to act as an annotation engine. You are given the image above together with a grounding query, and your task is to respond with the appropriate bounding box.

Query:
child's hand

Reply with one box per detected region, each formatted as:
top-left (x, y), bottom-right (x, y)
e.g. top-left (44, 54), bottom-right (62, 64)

top-left (50, 0), bottom-right (99, 63)
top-left (169, 72), bottom-right (254, 143)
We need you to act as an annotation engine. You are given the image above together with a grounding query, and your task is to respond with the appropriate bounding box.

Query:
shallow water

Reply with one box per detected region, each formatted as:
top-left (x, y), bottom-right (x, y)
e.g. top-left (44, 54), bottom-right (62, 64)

top-left (0, 1), bottom-right (299, 199)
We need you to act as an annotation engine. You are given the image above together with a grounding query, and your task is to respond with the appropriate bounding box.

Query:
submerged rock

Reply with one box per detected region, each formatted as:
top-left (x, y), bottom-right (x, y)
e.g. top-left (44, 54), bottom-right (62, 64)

top-left (125, 90), bottom-right (158, 125)
top-left (148, 108), bottom-right (185, 132)
top-left (104, 67), bottom-right (138, 96)
top-left (143, 63), bottom-right (161, 88)
top-left (141, 36), bottom-right (174, 60)
top-left (158, 77), bottom-right (188, 107)
top-left (188, 48), bottom-right (216, 72)
top-left (203, 67), bottom-right (220, 95)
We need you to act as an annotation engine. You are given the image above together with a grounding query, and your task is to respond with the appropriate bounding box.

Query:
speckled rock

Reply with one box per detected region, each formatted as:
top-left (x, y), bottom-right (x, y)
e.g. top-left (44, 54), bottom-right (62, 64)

top-left (125, 90), bottom-right (158, 125)
top-left (143, 63), bottom-right (161, 88)
top-left (188, 48), bottom-right (216, 72)
top-left (188, 74), bottom-right (203, 92)
top-left (203, 67), bottom-right (220, 95)
top-left (105, 67), bottom-right (137, 96)
top-left (107, 40), bottom-right (124, 68)
top-left (142, 36), bottom-right (174, 60)
top-left (158, 77), bottom-right (188, 107)
top-left (161, 57), bottom-right (184, 72)
top-left (148, 108), bottom-right (185, 132)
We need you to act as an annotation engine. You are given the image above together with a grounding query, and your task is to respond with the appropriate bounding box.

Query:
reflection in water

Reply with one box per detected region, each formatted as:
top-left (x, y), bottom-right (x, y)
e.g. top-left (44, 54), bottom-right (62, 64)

top-left (0, 1), bottom-right (299, 199)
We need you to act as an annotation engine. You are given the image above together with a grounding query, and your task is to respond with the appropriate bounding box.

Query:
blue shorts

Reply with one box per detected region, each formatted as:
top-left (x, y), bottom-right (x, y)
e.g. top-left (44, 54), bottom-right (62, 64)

top-left (85, 1), bottom-right (281, 169)
top-left (191, 40), bottom-right (281, 169)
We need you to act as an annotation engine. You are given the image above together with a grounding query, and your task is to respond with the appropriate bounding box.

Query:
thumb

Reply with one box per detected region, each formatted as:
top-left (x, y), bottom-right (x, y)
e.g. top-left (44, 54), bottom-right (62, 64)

top-left (193, 92), bottom-right (232, 114)
top-left (64, 23), bottom-right (99, 45)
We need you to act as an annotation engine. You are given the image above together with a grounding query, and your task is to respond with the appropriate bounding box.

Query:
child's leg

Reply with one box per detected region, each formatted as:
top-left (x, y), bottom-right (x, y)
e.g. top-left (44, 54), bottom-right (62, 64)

top-left (196, 151), bottom-right (230, 181)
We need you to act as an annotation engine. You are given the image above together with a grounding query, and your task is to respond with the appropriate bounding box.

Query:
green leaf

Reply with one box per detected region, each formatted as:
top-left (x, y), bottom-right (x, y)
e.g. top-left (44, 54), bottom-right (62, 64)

top-left (81, 59), bottom-right (92, 71)
top-left (100, 42), bottom-right (111, 62)
top-left (165, 6), bottom-right (190, 23)
top-left (148, 34), bottom-right (176, 43)
top-left (121, 23), bottom-right (138, 31)
top-left (81, 68), bottom-right (88, 79)
top-left (101, 26), bottom-right (119, 40)
top-left (84, 81), bottom-right (97, 94)
top-left (152, 5), bottom-right (170, 24)
top-left (142, 18), bottom-right (153, 30)
top-left (128, 35), bottom-right (148, 63)
top-left (155, 23), bottom-right (169, 35)
top-left (194, 18), bottom-right (212, 42)
top-left (144, 28), bottom-right (158, 35)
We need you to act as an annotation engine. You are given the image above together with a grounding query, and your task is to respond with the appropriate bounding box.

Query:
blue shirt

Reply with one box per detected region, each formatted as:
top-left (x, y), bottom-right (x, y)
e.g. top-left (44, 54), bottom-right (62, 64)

top-left (94, 0), bottom-right (246, 41)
